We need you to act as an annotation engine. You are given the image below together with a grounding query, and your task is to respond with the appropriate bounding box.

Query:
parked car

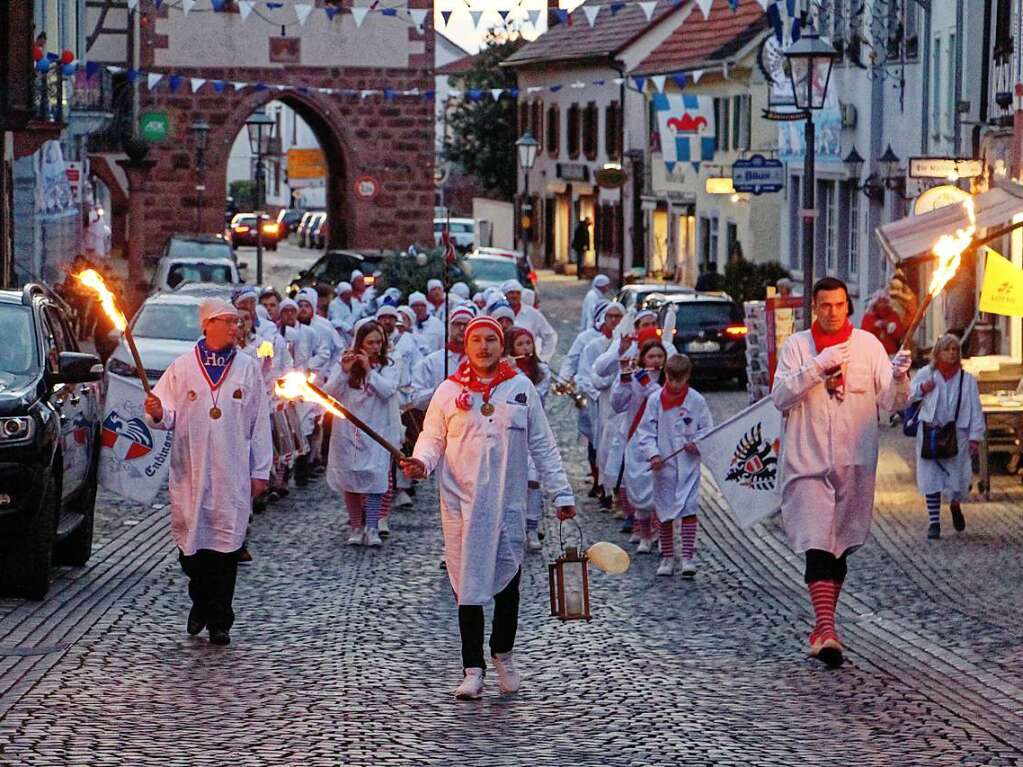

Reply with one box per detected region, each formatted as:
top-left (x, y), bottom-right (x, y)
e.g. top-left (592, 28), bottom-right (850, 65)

top-left (106, 292), bottom-right (206, 388)
top-left (229, 213), bottom-right (281, 250)
top-left (434, 218), bottom-right (475, 251)
top-left (312, 216), bottom-right (329, 250)
top-left (162, 233), bottom-right (234, 262)
top-left (0, 285), bottom-right (104, 599)
top-left (654, 292), bottom-right (748, 385)
top-left (287, 249), bottom-right (386, 296)
top-left (150, 254), bottom-right (242, 293)
top-left (276, 208), bottom-right (305, 235)
top-left (297, 211), bottom-right (325, 248)
top-left (616, 282), bottom-right (695, 313)
top-left (463, 247), bottom-right (536, 292)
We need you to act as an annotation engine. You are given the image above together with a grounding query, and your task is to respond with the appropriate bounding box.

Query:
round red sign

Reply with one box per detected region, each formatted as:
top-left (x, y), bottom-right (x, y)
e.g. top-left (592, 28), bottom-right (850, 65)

top-left (353, 175), bottom-right (379, 200)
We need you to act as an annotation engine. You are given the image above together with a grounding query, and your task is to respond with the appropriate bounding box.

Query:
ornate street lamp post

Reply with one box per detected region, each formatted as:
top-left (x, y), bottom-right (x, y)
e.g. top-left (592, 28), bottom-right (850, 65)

top-left (245, 107), bottom-right (275, 285)
top-left (516, 130), bottom-right (539, 259)
top-left (785, 31), bottom-right (839, 327)
top-left (189, 118), bottom-right (210, 233)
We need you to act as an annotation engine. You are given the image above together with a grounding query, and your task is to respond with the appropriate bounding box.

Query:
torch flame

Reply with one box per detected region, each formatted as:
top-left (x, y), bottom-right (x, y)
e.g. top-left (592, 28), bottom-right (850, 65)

top-left (927, 198), bottom-right (976, 298)
top-left (76, 269), bottom-right (126, 331)
top-left (256, 340), bottom-right (274, 358)
top-left (274, 372), bottom-right (345, 420)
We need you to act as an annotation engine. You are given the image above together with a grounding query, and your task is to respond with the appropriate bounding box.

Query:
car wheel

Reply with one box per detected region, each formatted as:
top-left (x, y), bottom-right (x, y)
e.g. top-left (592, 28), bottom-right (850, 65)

top-left (0, 474), bottom-right (58, 600)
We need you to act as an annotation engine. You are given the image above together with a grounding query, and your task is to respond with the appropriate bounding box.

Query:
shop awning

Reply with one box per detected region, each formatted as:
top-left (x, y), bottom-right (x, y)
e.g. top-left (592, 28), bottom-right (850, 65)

top-left (876, 183), bottom-right (1023, 264)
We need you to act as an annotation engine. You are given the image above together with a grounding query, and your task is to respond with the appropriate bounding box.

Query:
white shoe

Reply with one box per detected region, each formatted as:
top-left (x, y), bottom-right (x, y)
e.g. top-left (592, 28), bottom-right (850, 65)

top-left (628, 532), bottom-right (641, 544)
top-left (636, 537), bottom-right (653, 554)
top-left (681, 558), bottom-right (697, 578)
top-left (656, 558), bottom-right (675, 577)
top-left (395, 490), bottom-right (413, 508)
top-left (454, 668), bottom-right (485, 700)
top-left (527, 530), bottom-right (542, 551)
top-left (347, 527), bottom-right (364, 545)
top-left (491, 652), bottom-right (521, 694)
top-left (378, 518), bottom-right (390, 536)
top-left (365, 528), bottom-right (383, 547)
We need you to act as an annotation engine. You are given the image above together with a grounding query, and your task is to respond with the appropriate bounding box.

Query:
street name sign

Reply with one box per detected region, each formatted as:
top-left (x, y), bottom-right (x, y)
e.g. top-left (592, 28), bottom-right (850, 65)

top-left (732, 155), bottom-right (784, 195)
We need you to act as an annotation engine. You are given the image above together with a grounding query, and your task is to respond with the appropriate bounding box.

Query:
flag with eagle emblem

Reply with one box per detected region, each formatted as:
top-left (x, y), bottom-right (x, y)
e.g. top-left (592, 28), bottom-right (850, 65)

top-left (696, 397), bottom-right (783, 530)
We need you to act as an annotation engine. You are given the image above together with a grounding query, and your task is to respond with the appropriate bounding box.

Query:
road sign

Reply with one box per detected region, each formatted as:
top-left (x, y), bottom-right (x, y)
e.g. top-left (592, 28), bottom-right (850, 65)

top-left (732, 155), bottom-right (784, 195)
top-left (287, 148), bottom-right (326, 189)
top-left (353, 175), bottom-right (379, 200)
top-left (908, 157), bottom-right (982, 180)
top-left (139, 111), bottom-right (169, 143)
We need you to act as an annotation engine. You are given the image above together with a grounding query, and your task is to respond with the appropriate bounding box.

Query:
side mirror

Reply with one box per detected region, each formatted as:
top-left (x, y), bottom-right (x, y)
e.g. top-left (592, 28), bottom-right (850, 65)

top-left (53, 351), bottom-right (104, 385)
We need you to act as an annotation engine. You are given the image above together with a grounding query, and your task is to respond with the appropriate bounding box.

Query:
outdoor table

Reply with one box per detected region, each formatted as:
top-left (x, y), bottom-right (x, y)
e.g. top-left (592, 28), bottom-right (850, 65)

top-left (977, 392), bottom-right (1023, 500)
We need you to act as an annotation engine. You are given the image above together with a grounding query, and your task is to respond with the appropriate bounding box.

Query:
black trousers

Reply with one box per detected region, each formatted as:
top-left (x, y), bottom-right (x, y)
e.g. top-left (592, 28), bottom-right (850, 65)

top-left (804, 549), bottom-right (850, 585)
top-left (179, 548), bottom-right (240, 632)
top-left (457, 569), bottom-right (521, 670)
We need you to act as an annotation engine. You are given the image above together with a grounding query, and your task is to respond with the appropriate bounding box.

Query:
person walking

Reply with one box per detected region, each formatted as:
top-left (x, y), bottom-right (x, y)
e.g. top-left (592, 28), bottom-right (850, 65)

top-left (580, 274), bottom-right (611, 331)
top-left (501, 279), bottom-right (558, 363)
top-left (771, 277), bottom-right (912, 668)
top-left (572, 218), bottom-right (591, 276)
top-left (908, 334), bottom-right (984, 539)
top-left (401, 316), bottom-right (575, 700)
top-left (143, 298), bottom-right (272, 646)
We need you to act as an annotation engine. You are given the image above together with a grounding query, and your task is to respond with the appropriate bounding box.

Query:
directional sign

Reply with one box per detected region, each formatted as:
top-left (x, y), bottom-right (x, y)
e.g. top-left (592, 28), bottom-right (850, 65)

top-left (732, 154), bottom-right (784, 195)
top-left (909, 157), bottom-right (983, 180)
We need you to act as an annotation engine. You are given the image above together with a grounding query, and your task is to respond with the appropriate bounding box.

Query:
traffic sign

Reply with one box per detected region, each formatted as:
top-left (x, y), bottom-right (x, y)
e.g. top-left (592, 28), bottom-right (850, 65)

top-left (353, 175), bottom-right (379, 200)
top-left (732, 154), bottom-right (784, 195)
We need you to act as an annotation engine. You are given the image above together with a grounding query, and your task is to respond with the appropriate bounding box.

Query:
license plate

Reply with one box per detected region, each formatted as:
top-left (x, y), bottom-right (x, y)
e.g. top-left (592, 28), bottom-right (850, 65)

top-left (686, 340), bottom-right (720, 353)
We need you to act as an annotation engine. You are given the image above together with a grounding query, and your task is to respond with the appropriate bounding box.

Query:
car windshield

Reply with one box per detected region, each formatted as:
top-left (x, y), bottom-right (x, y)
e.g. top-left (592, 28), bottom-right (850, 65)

top-left (167, 239), bottom-right (232, 260)
top-left (451, 222), bottom-right (473, 233)
top-left (132, 303), bottom-right (202, 341)
top-left (0, 304), bottom-right (38, 375)
top-left (166, 262), bottom-right (235, 289)
top-left (464, 258), bottom-right (517, 283)
top-left (674, 302), bottom-right (741, 330)
top-left (233, 217), bottom-right (257, 228)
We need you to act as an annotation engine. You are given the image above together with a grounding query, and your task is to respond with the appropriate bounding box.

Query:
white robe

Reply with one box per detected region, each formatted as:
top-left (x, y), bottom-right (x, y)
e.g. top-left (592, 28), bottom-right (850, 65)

top-left (771, 328), bottom-right (909, 556)
top-left (411, 314), bottom-right (445, 355)
top-left (580, 287), bottom-right (603, 331)
top-left (563, 327), bottom-right (602, 440)
top-left (611, 374), bottom-right (660, 512)
top-left (324, 361), bottom-right (400, 495)
top-left (328, 298), bottom-right (361, 346)
top-left (146, 347), bottom-right (272, 556)
top-left (909, 367), bottom-right (985, 498)
top-left (577, 335), bottom-right (615, 452)
top-left (635, 387), bottom-right (713, 521)
top-left (409, 349), bottom-right (465, 411)
top-left (389, 330), bottom-right (423, 409)
top-left (307, 315), bottom-right (344, 369)
top-left (512, 304), bottom-right (558, 363)
top-left (413, 374), bottom-right (574, 605)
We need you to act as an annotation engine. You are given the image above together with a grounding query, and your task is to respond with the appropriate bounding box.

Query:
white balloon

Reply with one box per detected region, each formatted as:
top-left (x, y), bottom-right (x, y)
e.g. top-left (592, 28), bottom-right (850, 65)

top-left (586, 541), bottom-right (631, 575)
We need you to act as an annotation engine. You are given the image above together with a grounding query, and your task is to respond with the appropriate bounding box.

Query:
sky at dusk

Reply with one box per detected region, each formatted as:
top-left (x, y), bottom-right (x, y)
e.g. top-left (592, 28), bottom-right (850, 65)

top-left (434, 0), bottom-right (587, 54)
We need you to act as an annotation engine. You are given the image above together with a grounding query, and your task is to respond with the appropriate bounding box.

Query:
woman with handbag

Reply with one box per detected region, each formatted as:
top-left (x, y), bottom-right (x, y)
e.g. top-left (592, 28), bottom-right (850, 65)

top-left (909, 334), bottom-right (985, 540)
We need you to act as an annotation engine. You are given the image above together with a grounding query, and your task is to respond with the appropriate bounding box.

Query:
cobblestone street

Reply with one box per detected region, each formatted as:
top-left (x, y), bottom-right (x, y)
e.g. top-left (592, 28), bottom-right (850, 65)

top-left (1, 273), bottom-right (1022, 766)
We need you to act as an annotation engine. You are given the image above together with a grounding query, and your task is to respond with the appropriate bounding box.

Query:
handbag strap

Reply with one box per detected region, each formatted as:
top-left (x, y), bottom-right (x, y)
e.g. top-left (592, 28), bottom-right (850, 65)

top-left (953, 370), bottom-right (964, 422)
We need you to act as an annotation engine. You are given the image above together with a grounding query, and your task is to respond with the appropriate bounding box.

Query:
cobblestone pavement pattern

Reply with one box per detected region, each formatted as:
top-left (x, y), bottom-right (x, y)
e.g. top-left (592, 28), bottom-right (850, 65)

top-left (1, 259), bottom-right (1022, 766)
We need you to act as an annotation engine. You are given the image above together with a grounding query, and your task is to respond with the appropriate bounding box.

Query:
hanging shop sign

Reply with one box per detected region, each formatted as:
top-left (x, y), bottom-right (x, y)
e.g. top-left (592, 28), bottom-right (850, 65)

top-left (556, 163), bottom-right (589, 183)
top-left (353, 175), bottom-right (380, 200)
top-left (594, 164), bottom-right (626, 189)
top-left (139, 111), bottom-right (169, 144)
top-left (731, 155), bottom-right (785, 195)
top-left (908, 157), bottom-right (983, 180)
top-left (913, 184), bottom-right (970, 216)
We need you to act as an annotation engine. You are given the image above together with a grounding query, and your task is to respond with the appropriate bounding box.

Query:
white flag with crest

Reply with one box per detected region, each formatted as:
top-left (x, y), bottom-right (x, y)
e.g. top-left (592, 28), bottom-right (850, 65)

top-left (696, 397), bottom-right (783, 530)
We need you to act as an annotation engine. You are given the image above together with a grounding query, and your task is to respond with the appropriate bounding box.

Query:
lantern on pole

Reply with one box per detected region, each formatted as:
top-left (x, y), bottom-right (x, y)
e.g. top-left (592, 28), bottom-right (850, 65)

top-left (548, 520), bottom-right (591, 621)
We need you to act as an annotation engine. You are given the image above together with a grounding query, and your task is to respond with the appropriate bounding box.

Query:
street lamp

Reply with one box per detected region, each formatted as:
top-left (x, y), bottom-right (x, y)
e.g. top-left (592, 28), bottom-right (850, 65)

top-left (516, 130), bottom-right (539, 258)
top-left (189, 117), bottom-right (210, 232)
top-left (245, 106), bottom-right (276, 285)
top-left (784, 30), bottom-right (839, 328)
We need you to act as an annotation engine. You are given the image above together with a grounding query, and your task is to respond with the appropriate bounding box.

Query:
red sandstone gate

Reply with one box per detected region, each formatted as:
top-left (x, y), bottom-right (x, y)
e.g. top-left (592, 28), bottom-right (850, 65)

top-left (129, 1), bottom-right (434, 259)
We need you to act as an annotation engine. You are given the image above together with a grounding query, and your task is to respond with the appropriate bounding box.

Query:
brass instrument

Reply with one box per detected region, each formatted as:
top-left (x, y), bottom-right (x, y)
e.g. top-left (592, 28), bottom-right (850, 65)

top-left (551, 374), bottom-right (588, 410)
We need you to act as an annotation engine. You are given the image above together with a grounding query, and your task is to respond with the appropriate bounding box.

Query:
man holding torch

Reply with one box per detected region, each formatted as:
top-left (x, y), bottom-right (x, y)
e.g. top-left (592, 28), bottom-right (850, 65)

top-left (771, 277), bottom-right (912, 668)
top-left (143, 298), bottom-right (273, 646)
top-left (400, 316), bottom-right (576, 701)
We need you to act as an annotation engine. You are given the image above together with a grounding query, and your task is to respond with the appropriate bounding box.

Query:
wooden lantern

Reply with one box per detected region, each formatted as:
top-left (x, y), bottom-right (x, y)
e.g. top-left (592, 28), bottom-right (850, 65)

top-left (548, 545), bottom-right (591, 621)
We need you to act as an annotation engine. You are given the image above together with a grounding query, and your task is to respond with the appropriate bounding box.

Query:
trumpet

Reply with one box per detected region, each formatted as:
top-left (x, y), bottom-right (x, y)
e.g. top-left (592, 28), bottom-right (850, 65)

top-left (551, 374), bottom-right (588, 410)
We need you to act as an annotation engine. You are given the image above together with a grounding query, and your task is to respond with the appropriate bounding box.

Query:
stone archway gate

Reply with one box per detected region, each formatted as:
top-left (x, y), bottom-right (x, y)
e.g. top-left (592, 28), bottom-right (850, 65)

top-left (136, 1), bottom-right (434, 259)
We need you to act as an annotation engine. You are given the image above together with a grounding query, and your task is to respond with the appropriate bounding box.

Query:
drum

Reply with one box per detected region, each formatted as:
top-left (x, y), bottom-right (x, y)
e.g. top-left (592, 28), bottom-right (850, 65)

top-left (285, 401), bottom-right (310, 456)
top-left (271, 405), bottom-right (296, 458)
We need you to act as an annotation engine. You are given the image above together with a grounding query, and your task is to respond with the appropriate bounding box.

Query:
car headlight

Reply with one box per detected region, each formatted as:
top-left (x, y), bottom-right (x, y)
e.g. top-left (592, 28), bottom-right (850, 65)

top-left (107, 357), bottom-right (137, 378)
top-left (0, 417), bottom-right (35, 443)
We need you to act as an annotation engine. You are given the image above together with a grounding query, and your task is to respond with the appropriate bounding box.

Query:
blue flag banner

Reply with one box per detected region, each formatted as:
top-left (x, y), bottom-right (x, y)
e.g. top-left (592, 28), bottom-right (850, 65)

top-left (652, 91), bottom-right (716, 171)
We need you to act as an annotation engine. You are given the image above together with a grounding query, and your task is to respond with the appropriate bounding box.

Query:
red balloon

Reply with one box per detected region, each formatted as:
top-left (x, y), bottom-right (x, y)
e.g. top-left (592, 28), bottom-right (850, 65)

top-left (60, 49), bottom-right (74, 65)
top-left (33, 46), bottom-right (44, 61)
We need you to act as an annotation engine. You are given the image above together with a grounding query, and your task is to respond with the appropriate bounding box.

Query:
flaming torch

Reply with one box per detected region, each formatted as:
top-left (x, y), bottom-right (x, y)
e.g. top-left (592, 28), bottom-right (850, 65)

top-left (75, 269), bottom-right (152, 394)
top-left (274, 372), bottom-right (404, 461)
top-left (899, 198), bottom-right (977, 352)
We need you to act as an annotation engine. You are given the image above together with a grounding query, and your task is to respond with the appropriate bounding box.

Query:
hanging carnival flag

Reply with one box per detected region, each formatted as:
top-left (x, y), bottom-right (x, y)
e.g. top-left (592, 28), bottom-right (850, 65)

top-left (168, 74), bottom-right (182, 92)
top-left (490, 88), bottom-right (503, 101)
top-left (295, 4), bottom-right (314, 25)
top-left (325, 6), bottom-right (340, 19)
top-left (979, 248), bottom-right (1023, 316)
top-left (352, 7), bottom-right (369, 26)
top-left (610, 2), bottom-right (625, 14)
top-left (696, 397), bottom-right (783, 531)
top-left (126, 0), bottom-right (138, 10)
top-left (232, 81), bottom-right (247, 90)
top-left (440, 9), bottom-right (453, 26)
top-left (672, 72), bottom-right (686, 88)
top-left (631, 75), bottom-right (646, 91)
top-left (497, 9), bottom-right (510, 21)
top-left (190, 77), bottom-right (205, 92)
top-left (410, 8), bottom-right (428, 30)
top-left (639, 1), bottom-right (657, 20)
top-left (181, 0), bottom-right (194, 14)
top-left (527, 9), bottom-right (541, 26)
top-left (147, 72), bottom-right (163, 90)
top-left (470, 10), bottom-right (484, 27)
top-left (238, 0), bottom-right (254, 20)
top-left (583, 5), bottom-right (600, 25)
top-left (98, 375), bottom-right (174, 506)
top-left (653, 91), bottom-right (716, 171)
top-left (651, 74), bottom-right (666, 92)
top-left (691, 69), bottom-right (704, 83)
top-left (696, 0), bottom-right (714, 19)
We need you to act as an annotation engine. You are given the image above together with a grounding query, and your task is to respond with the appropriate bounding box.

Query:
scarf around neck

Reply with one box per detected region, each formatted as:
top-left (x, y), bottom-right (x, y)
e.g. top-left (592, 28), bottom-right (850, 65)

top-left (448, 359), bottom-right (518, 411)
top-left (195, 339), bottom-right (237, 389)
top-left (660, 383), bottom-right (689, 411)
top-left (811, 319), bottom-right (853, 352)
top-left (935, 361), bottom-right (961, 381)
